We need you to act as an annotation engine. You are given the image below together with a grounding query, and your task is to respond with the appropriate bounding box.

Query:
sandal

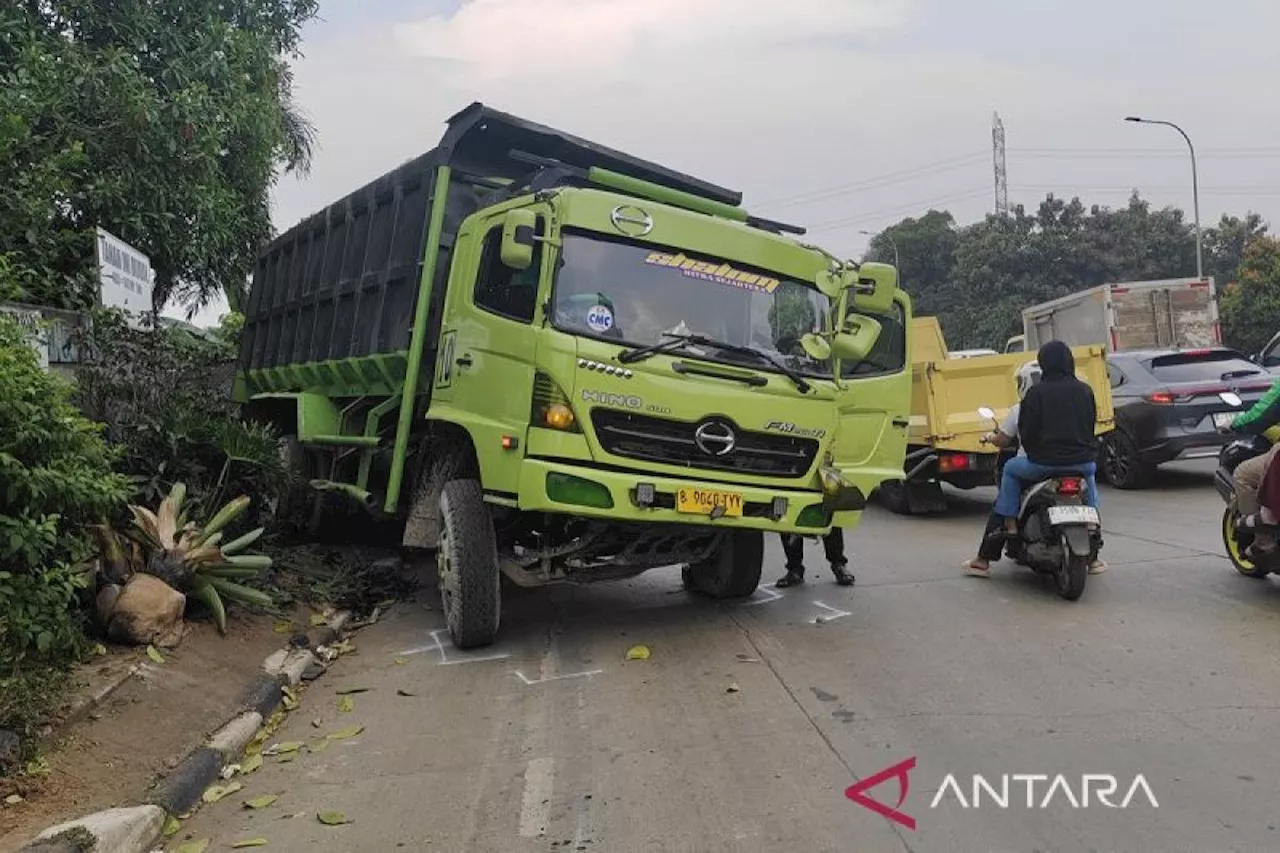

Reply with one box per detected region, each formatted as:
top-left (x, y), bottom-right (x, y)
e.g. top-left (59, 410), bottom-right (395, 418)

top-left (962, 559), bottom-right (991, 578)
top-left (1088, 560), bottom-right (1109, 575)
top-left (776, 571), bottom-right (805, 588)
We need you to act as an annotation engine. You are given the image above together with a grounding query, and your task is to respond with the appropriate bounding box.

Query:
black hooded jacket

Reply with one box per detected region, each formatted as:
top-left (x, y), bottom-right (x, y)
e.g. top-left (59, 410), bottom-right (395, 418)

top-left (1017, 341), bottom-right (1098, 466)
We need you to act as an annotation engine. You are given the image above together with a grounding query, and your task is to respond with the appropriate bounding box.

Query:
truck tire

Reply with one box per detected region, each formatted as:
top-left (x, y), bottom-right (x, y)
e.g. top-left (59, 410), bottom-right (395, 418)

top-left (1101, 431), bottom-right (1153, 490)
top-left (685, 531), bottom-right (763, 599)
top-left (403, 432), bottom-right (477, 551)
top-left (437, 480), bottom-right (500, 649)
top-left (876, 481), bottom-right (912, 515)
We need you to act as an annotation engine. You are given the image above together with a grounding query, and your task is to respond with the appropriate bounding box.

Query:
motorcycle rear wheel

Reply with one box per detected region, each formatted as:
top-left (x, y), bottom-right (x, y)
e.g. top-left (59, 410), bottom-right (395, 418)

top-left (1054, 534), bottom-right (1088, 600)
top-left (1222, 507), bottom-right (1271, 579)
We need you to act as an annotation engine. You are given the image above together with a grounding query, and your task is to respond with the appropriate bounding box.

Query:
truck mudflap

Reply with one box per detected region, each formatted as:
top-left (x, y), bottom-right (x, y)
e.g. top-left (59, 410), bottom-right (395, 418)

top-left (517, 459), bottom-right (839, 534)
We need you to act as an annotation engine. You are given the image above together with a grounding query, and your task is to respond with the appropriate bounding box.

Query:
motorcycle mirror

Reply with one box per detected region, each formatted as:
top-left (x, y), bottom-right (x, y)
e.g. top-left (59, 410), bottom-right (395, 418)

top-left (1220, 391), bottom-right (1243, 408)
top-left (977, 406), bottom-right (997, 421)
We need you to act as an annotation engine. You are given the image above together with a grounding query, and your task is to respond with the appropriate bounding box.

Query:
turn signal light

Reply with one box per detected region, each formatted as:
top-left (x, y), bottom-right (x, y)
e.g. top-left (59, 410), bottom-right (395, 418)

top-left (938, 453), bottom-right (973, 473)
top-left (544, 403), bottom-right (576, 431)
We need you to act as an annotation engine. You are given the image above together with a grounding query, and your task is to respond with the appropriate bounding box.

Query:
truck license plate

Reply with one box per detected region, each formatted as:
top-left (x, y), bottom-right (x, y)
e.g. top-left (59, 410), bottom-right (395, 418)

top-left (1212, 412), bottom-right (1236, 429)
top-left (1046, 505), bottom-right (1100, 525)
top-left (676, 488), bottom-right (744, 517)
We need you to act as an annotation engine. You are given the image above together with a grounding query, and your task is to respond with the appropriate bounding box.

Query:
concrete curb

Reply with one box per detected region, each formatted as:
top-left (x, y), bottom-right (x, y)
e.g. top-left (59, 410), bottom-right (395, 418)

top-left (17, 611), bottom-right (351, 853)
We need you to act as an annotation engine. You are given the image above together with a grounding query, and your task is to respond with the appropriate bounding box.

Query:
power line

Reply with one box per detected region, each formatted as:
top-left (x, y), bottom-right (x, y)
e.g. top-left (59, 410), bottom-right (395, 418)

top-left (1011, 147), bottom-right (1280, 159)
top-left (1012, 184), bottom-right (1280, 196)
top-left (754, 151), bottom-right (988, 211)
top-left (806, 187), bottom-right (992, 234)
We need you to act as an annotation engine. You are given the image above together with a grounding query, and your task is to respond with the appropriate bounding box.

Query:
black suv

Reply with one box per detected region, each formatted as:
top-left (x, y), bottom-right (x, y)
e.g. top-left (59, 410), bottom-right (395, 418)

top-left (1101, 347), bottom-right (1274, 488)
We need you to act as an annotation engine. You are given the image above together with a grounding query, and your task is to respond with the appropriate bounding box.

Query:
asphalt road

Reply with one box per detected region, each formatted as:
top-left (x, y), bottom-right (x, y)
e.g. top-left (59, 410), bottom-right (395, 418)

top-left (178, 460), bottom-right (1280, 853)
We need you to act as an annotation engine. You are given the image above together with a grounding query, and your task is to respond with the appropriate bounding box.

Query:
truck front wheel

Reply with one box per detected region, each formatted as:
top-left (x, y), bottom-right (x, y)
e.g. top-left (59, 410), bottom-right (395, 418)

top-left (685, 531), bottom-right (763, 599)
top-left (437, 480), bottom-right (501, 649)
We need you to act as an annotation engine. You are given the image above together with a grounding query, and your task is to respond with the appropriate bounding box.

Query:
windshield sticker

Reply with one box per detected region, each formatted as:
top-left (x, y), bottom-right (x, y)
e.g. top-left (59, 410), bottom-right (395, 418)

top-left (585, 304), bottom-right (615, 333)
top-left (644, 252), bottom-right (782, 294)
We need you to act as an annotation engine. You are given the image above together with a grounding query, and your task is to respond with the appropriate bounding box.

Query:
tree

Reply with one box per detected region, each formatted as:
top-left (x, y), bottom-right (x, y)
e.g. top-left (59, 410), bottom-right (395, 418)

top-left (1220, 236), bottom-right (1280, 356)
top-left (0, 1), bottom-right (317, 314)
top-left (1204, 212), bottom-right (1269, 288)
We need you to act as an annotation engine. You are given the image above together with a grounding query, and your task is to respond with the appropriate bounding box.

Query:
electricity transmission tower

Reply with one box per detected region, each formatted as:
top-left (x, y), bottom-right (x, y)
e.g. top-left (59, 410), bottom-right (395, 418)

top-left (992, 112), bottom-right (1009, 216)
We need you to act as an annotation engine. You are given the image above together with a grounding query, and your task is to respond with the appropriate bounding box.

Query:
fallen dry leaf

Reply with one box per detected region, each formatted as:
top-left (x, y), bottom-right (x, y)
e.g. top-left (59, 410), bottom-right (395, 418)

top-left (726, 683), bottom-right (740, 694)
top-left (625, 644), bottom-right (651, 661)
top-left (92, 643), bottom-right (107, 655)
top-left (276, 753), bottom-right (297, 763)
top-left (394, 657), bottom-right (407, 666)
top-left (146, 644), bottom-right (165, 664)
top-left (317, 810), bottom-right (351, 826)
top-left (162, 815), bottom-right (182, 837)
top-left (264, 741), bottom-right (303, 756)
top-left (274, 620), bottom-right (292, 634)
top-left (396, 689), bottom-right (415, 697)
top-left (4, 794), bottom-right (23, 805)
top-left (240, 754), bottom-right (263, 774)
top-left (337, 695), bottom-right (355, 713)
top-left (309, 613), bottom-right (328, 627)
top-left (334, 686), bottom-right (370, 695)
top-left (244, 795), bottom-right (279, 810)
top-left (174, 841), bottom-right (210, 853)
top-left (326, 725), bottom-right (364, 741)
top-left (202, 781), bottom-right (243, 803)
top-left (232, 838), bottom-right (269, 848)
top-left (309, 738), bottom-right (330, 754)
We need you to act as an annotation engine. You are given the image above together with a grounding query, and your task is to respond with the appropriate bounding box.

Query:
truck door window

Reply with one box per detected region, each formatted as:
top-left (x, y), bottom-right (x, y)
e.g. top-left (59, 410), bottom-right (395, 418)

top-left (842, 301), bottom-right (907, 377)
top-left (473, 222), bottom-right (542, 323)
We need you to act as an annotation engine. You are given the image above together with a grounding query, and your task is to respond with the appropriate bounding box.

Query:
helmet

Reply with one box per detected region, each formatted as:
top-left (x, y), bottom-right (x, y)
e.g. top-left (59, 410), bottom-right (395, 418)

top-left (1015, 361), bottom-right (1042, 400)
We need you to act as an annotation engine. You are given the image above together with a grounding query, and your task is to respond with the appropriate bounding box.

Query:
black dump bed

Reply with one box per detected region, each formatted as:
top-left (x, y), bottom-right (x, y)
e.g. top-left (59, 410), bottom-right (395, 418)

top-left (241, 103), bottom-right (741, 374)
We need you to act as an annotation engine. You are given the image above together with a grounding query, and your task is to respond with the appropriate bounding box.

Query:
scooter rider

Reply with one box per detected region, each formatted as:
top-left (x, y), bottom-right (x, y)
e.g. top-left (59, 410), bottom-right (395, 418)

top-left (963, 341), bottom-right (1101, 578)
top-left (1226, 375), bottom-right (1280, 554)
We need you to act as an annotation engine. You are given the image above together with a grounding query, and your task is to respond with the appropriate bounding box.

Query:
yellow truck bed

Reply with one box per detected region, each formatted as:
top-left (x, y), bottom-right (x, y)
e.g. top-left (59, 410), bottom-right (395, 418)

top-left (909, 317), bottom-right (1114, 454)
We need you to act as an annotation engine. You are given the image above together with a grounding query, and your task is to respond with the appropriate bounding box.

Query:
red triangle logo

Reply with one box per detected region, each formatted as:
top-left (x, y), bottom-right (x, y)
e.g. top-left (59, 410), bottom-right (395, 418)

top-left (845, 757), bottom-right (917, 830)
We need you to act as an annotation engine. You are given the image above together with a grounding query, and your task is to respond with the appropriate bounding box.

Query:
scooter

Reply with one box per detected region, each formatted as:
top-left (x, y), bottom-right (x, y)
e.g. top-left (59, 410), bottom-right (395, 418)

top-left (1212, 391), bottom-right (1280, 578)
top-left (978, 406), bottom-right (1103, 600)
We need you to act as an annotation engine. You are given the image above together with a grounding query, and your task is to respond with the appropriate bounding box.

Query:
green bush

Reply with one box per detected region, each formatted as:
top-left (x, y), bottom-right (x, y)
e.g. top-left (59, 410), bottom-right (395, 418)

top-left (0, 314), bottom-right (128, 735)
top-left (75, 310), bottom-right (288, 524)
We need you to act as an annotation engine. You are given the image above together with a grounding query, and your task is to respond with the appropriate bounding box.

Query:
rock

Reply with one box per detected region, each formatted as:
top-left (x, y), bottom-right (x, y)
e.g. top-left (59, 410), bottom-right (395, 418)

top-left (106, 575), bottom-right (186, 647)
top-left (0, 728), bottom-right (21, 772)
top-left (95, 583), bottom-right (122, 627)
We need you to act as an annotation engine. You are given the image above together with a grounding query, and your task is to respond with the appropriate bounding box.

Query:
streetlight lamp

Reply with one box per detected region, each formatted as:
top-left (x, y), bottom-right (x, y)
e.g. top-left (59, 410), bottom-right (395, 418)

top-left (1124, 116), bottom-right (1203, 281)
top-left (860, 229), bottom-right (901, 273)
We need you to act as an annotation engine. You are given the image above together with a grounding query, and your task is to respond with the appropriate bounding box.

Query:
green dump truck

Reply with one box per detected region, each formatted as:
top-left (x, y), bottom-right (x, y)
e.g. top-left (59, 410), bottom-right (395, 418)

top-left (236, 103), bottom-right (911, 647)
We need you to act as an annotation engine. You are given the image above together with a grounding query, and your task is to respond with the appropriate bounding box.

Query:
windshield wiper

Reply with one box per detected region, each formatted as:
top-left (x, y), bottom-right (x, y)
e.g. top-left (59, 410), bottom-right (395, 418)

top-left (618, 333), bottom-right (811, 393)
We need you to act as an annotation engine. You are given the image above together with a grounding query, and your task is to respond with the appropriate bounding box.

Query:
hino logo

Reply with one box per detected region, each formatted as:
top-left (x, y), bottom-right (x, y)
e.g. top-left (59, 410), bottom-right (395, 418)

top-left (693, 419), bottom-right (736, 456)
top-left (581, 389), bottom-right (642, 410)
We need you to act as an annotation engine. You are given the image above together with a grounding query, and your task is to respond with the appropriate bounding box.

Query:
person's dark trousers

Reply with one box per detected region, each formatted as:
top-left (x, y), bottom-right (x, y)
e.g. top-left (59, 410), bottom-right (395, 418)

top-left (782, 528), bottom-right (847, 576)
top-left (976, 511), bottom-right (1006, 562)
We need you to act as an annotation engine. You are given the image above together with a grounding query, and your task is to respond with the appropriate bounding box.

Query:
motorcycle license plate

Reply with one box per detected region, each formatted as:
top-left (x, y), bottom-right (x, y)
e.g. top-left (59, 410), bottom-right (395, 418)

top-left (676, 487), bottom-right (744, 517)
top-left (1212, 412), bottom-right (1236, 429)
top-left (1047, 505), bottom-right (1100, 525)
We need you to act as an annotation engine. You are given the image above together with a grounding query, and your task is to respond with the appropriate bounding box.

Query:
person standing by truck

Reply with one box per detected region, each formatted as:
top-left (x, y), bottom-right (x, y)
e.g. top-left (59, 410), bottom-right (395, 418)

top-left (777, 529), bottom-right (854, 587)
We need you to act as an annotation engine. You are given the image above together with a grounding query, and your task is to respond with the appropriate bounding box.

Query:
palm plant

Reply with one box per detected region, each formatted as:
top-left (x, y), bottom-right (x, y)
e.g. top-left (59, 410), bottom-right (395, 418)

top-left (96, 482), bottom-right (274, 634)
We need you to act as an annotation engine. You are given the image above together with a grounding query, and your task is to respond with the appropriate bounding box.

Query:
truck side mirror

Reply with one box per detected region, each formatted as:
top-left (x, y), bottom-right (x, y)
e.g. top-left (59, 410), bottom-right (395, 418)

top-left (849, 262), bottom-right (897, 314)
top-left (500, 209), bottom-right (538, 271)
top-left (830, 313), bottom-right (883, 362)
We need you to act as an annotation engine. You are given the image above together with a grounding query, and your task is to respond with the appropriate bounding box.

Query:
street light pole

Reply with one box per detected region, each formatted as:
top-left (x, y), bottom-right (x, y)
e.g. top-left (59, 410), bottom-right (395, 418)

top-left (1124, 116), bottom-right (1203, 281)
top-left (860, 229), bottom-right (901, 273)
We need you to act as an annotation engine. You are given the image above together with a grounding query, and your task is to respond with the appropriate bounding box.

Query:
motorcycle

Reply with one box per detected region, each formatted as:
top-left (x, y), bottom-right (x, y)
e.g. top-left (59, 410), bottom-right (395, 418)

top-left (1212, 392), bottom-right (1280, 579)
top-left (978, 406), bottom-right (1103, 600)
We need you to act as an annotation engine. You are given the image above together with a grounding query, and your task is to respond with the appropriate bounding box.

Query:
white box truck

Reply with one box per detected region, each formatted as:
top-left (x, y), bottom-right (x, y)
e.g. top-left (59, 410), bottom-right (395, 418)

top-left (1018, 277), bottom-right (1220, 354)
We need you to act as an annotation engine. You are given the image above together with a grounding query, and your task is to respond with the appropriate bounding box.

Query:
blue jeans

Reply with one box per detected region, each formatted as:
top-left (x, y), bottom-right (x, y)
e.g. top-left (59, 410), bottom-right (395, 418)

top-left (994, 456), bottom-right (1099, 518)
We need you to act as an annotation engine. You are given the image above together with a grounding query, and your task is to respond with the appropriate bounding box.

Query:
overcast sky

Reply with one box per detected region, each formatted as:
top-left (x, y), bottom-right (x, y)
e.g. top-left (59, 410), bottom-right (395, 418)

top-left (172, 0), bottom-right (1280, 324)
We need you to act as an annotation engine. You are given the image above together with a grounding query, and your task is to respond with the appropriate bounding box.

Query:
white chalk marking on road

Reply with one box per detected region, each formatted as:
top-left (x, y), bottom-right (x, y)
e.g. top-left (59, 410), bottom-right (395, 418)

top-left (518, 757), bottom-right (555, 838)
top-left (397, 630), bottom-right (509, 665)
top-left (744, 584), bottom-right (784, 606)
top-left (512, 669), bottom-right (604, 686)
top-left (811, 601), bottom-right (851, 623)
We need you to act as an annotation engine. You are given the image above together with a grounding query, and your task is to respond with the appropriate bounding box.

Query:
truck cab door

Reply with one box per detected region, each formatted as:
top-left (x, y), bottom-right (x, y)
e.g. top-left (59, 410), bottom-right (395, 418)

top-left (432, 207), bottom-right (549, 495)
top-left (831, 295), bottom-right (913, 503)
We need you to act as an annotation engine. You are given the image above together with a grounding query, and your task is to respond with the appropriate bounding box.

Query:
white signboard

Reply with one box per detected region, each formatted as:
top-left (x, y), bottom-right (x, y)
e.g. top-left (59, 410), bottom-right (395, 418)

top-left (95, 227), bottom-right (153, 321)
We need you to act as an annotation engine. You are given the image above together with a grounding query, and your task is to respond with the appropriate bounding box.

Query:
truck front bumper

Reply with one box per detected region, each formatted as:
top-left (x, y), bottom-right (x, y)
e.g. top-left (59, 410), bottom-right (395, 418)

top-left (516, 459), bottom-right (855, 534)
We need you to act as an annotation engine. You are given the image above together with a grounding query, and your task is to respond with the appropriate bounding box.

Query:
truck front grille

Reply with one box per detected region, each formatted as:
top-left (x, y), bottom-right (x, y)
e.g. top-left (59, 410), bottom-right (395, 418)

top-left (589, 410), bottom-right (818, 478)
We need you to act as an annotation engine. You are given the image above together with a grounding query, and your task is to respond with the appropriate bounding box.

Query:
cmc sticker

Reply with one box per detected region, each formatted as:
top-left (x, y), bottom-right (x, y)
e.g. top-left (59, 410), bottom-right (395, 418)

top-left (585, 304), bottom-right (614, 334)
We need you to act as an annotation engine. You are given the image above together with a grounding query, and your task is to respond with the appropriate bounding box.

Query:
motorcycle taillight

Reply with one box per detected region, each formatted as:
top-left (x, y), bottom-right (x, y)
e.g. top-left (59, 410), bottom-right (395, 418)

top-left (1057, 477), bottom-right (1083, 496)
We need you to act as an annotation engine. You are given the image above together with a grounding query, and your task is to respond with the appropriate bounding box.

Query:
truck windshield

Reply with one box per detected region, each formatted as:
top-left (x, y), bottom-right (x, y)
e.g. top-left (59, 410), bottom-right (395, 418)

top-left (551, 232), bottom-right (832, 377)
